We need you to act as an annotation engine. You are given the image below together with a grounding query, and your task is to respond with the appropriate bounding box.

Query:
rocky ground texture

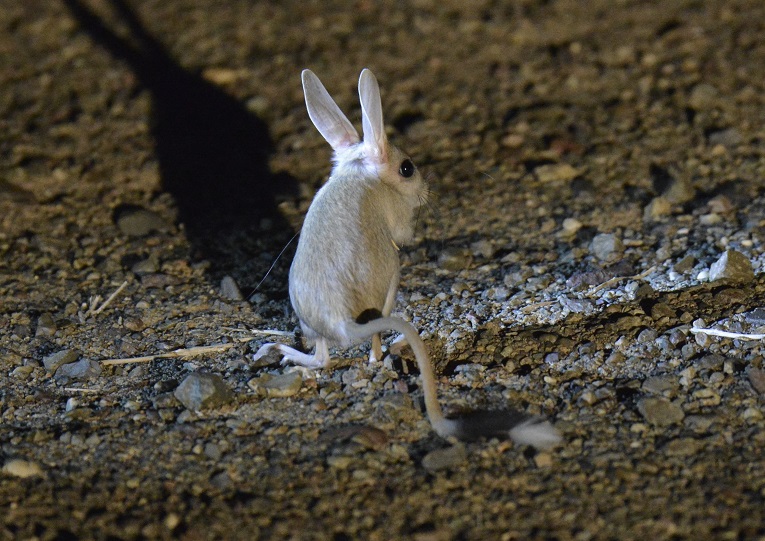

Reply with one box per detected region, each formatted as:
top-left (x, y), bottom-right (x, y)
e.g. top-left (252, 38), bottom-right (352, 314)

top-left (2, 0), bottom-right (765, 539)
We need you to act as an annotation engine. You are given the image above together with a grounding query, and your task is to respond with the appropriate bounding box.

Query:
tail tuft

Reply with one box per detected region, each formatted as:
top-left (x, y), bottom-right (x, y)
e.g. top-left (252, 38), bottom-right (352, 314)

top-left (445, 410), bottom-right (561, 449)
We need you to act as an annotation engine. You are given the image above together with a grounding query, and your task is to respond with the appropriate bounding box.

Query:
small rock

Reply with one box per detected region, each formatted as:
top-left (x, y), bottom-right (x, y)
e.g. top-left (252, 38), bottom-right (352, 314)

top-left (747, 367), bottom-right (765, 395)
top-left (204, 442), bottom-right (222, 461)
top-left (637, 397), bottom-right (684, 426)
top-left (663, 175), bottom-right (696, 205)
top-left (559, 297), bottom-right (594, 313)
top-left (422, 443), bottom-right (467, 472)
top-left (2, 459), bottom-right (44, 478)
top-left (665, 437), bottom-right (701, 457)
top-left (55, 359), bottom-right (102, 382)
top-left (247, 371), bottom-right (303, 398)
top-left (152, 392), bottom-right (180, 409)
top-left (174, 373), bottom-right (234, 410)
top-left (708, 250), bottom-right (754, 283)
top-left (684, 415), bottom-right (716, 433)
top-left (533, 163), bottom-right (580, 183)
top-left (116, 207), bottom-right (171, 237)
top-left (589, 233), bottom-right (624, 263)
top-left (11, 365), bottom-right (35, 380)
top-left (642, 375), bottom-right (678, 395)
top-left (688, 83), bottom-right (718, 110)
top-left (35, 313), bottom-right (57, 338)
top-left (534, 452), bottom-right (553, 468)
top-left (742, 407), bottom-right (763, 423)
top-left (140, 273), bottom-right (179, 289)
top-left (437, 248), bottom-right (472, 271)
top-left (707, 128), bottom-right (742, 147)
top-left (643, 196), bottom-right (672, 221)
top-left (561, 218), bottom-right (583, 234)
top-left (673, 255), bottom-right (696, 274)
top-left (43, 349), bottom-right (80, 372)
top-left (220, 276), bottom-right (243, 301)
top-left (636, 328), bottom-right (658, 343)
top-left (131, 255), bottom-right (159, 274)
top-left (744, 308), bottom-right (765, 324)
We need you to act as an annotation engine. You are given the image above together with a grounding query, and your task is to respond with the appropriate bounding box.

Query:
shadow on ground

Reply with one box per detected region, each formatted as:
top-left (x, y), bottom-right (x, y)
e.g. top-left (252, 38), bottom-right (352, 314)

top-left (61, 0), bottom-right (297, 282)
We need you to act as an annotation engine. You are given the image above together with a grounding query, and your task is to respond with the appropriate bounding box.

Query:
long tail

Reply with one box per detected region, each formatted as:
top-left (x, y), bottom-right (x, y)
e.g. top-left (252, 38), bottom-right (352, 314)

top-left (345, 316), bottom-right (560, 449)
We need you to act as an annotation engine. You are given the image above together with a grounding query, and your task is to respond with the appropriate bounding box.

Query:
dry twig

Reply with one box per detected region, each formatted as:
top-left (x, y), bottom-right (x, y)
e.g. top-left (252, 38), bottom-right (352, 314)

top-left (690, 327), bottom-right (765, 341)
top-left (588, 266), bottom-right (656, 294)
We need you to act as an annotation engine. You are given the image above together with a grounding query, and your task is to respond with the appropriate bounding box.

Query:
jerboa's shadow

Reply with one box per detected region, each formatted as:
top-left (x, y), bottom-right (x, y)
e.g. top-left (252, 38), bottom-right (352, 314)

top-left (62, 0), bottom-right (297, 283)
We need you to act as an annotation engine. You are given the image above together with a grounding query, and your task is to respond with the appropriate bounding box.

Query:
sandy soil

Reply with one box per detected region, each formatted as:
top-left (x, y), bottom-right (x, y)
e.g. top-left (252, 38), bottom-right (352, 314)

top-left (2, 0), bottom-right (765, 539)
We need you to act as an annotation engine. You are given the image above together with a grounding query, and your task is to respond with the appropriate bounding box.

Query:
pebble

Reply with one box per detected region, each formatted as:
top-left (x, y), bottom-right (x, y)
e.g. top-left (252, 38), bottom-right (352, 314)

top-left (35, 312), bottom-right (57, 338)
top-left (642, 375), bottom-right (678, 396)
top-left (747, 368), bottom-right (765, 395)
top-left (204, 442), bottom-right (222, 461)
top-left (174, 373), bottom-right (234, 411)
top-left (131, 255), bottom-right (159, 274)
top-left (588, 233), bottom-right (624, 262)
top-left (11, 365), bottom-right (35, 380)
top-left (687, 83), bottom-right (718, 110)
top-left (2, 459), bottom-right (44, 478)
top-left (707, 128), bottom-right (742, 147)
top-left (665, 437), bottom-right (701, 457)
top-left (637, 397), bottom-right (684, 426)
top-left (708, 249), bottom-right (754, 283)
top-left (115, 207), bottom-right (171, 237)
top-left (247, 371), bottom-right (303, 398)
top-left (437, 248), bottom-right (472, 271)
top-left (561, 217), bottom-right (583, 234)
top-left (220, 276), bottom-right (243, 301)
top-left (43, 349), bottom-right (79, 372)
top-left (643, 196), bottom-right (672, 222)
top-left (533, 163), bottom-right (579, 183)
top-left (55, 359), bottom-right (102, 382)
top-left (422, 443), bottom-right (467, 472)
top-left (673, 255), bottom-right (696, 273)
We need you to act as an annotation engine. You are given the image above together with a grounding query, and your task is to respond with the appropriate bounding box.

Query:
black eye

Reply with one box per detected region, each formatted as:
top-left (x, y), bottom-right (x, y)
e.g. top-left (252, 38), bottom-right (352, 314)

top-left (399, 159), bottom-right (415, 178)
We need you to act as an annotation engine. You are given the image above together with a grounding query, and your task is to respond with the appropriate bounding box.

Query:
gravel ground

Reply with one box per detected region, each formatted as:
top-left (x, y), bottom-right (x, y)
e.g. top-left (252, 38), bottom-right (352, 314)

top-left (2, 0), bottom-right (765, 539)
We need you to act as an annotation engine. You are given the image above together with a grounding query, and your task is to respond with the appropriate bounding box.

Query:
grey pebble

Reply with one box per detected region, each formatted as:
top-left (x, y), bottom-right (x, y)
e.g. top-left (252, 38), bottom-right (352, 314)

top-left (707, 127), bottom-right (742, 147)
top-left (673, 255), bottom-right (696, 274)
top-left (422, 443), bottom-right (467, 472)
top-left (247, 371), bottom-right (302, 398)
top-left (116, 207), bottom-right (170, 237)
top-left (642, 375), bottom-right (678, 396)
top-left (559, 296), bottom-right (594, 313)
top-left (688, 83), bottom-right (718, 110)
top-left (152, 392), bottom-right (180, 409)
top-left (204, 442), bottom-right (222, 461)
top-left (174, 373), bottom-right (234, 410)
top-left (437, 248), bottom-right (472, 271)
top-left (709, 249), bottom-right (754, 283)
top-left (55, 359), bottom-right (102, 383)
top-left (131, 255), bottom-right (159, 274)
top-left (11, 365), bottom-right (35, 380)
top-left (643, 196), bottom-right (672, 222)
top-left (637, 397), bottom-right (685, 426)
top-left (35, 313), bottom-right (57, 338)
top-left (588, 233), bottom-right (624, 263)
top-left (220, 276), bottom-right (243, 301)
top-left (43, 349), bottom-right (79, 372)
top-left (665, 437), bottom-right (701, 457)
top-left (747, 367), bottom-right (765, 395)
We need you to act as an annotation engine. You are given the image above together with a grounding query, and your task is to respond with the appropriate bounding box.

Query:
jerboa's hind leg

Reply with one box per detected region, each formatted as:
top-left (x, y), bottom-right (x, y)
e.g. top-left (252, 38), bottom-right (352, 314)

top-left (253, 337), bottom-right (332, 369)
top-left (370, 273), bottom-right (399, 363)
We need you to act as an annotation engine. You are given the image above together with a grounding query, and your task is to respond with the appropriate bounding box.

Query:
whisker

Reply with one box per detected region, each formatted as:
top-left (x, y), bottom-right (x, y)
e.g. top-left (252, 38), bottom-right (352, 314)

top-left (248, 230), bottom-right (300, 300)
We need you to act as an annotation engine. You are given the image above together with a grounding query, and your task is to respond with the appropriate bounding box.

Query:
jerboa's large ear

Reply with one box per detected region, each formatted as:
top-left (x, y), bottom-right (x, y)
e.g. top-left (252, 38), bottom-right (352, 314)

top-left (358, 69), bottom-right (387, 161)
top-left (302, 69), bottom-right (360, 151)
